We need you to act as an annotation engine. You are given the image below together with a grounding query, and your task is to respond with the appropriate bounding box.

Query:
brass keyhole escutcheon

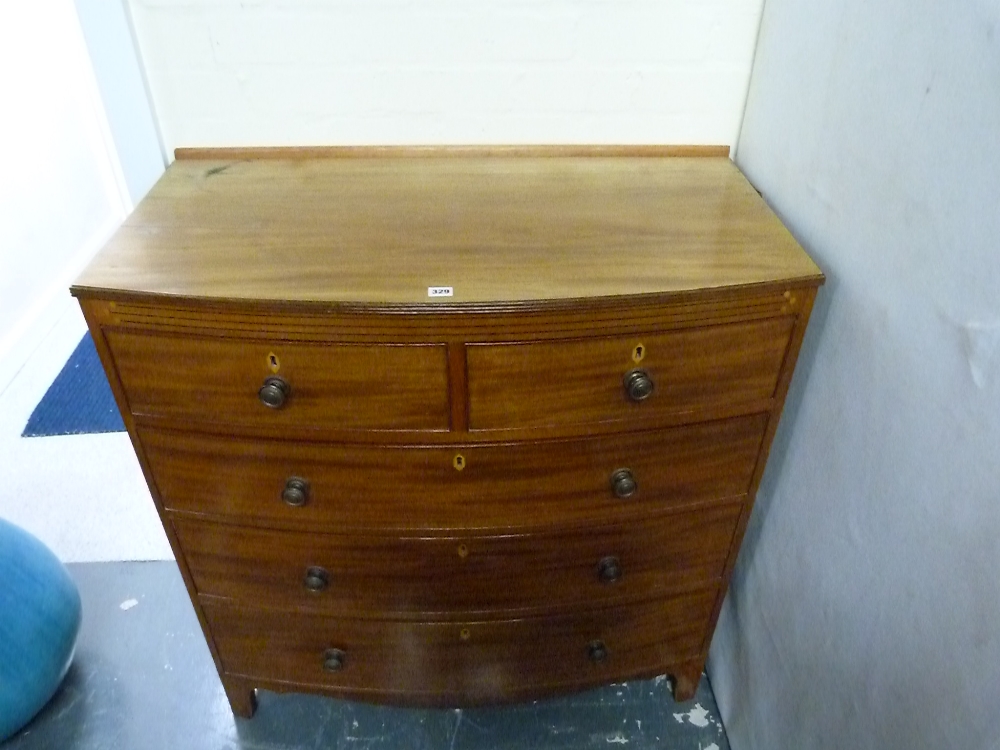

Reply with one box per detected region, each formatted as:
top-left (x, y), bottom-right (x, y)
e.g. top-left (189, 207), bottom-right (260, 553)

top-left (457, 544), bottom-right (469, 559)
top-left (632, 343), bottom-right (646, 363)
top-left (453, 454), bottom-right (466, 471)
top-left (267, 352), bottom-right (280, 373)
top-left (460, 628), bottom-right (471, 641)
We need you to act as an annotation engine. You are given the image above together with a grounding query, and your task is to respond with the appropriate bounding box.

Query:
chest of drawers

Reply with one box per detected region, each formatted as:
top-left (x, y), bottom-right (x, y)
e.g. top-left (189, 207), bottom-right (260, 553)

top-left (72, 146), bottom-right (823, 717)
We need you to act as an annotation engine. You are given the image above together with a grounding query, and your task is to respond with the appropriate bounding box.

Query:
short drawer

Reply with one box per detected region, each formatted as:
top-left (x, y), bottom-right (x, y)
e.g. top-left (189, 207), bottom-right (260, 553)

top-left (105, 330), bottom-right (450, 431)
top-left (174, 502), bottom-right (740, 615)
top-left (143, 414), bottom-right (766, 530)
top-left (202, 588), bottom-right (717, 704)
top-left (466, 317), bottom-right (794, 430)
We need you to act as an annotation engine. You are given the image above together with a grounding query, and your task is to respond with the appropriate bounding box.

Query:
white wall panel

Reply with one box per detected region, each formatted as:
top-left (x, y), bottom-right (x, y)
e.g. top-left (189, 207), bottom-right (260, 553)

top-left (125, 0), bottom-right (765, 154)
top-left (0, 1), bottom-right (128, 394)
top-left (75, 0), bottom-right (166, 205)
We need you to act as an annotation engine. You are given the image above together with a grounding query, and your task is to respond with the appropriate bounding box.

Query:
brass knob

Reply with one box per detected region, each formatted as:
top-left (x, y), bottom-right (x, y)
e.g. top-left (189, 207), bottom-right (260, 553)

top-left (610, 468), bottom-right (637, 499)
top-left (323, 648), bottom-right (346, 672)
top-left (588, 640), bottom-right (608, 663)
top-left (304, 566), bottom-right (329, 592)
top-left (597, 556), bottom-right (622, 583)
top-left (281, 477), bottom-right (309, 507)
top-left (623, 369), bottom-right (653, 402)
top-left (258, 376), bottom-right (290, 408)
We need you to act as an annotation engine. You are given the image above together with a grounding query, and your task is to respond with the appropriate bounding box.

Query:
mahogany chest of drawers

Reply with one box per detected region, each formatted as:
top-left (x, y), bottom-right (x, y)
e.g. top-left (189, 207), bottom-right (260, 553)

top-left (72, 146), bottom-right (823, 717)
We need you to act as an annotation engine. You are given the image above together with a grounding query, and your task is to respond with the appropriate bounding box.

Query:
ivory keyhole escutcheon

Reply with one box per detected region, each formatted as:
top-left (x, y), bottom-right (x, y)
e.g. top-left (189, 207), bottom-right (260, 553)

top-left (632, 343), bottom-right (645, 363)
top-left (457, 544), bottom-right (469, 559)
top-left (267, 352), bottom-right (280, 373)
top-left (453, 454), bottom-right (465, 471)
top-left (460, 628), bottom-right (471, 641)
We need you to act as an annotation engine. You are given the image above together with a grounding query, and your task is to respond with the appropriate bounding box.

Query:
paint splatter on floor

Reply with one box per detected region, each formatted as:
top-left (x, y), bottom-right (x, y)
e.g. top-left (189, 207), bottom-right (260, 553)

top-left (674, 703), bottom-right (712, 728)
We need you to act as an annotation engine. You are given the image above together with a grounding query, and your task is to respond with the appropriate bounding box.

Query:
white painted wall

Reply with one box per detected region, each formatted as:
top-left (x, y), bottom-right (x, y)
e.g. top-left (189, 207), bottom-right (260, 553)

top-left (710, 1), bottom-right (1000, 748)
top-left (0, 1), bottom-right (129, 395)
top-left (75, 0), bottom-right (166, 205)
top-left (125, 0), bottom-right (765, 155)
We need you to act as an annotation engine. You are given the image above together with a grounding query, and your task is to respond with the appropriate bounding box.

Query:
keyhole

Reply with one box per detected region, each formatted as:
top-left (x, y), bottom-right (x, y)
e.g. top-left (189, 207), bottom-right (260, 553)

top-left (267, 352), bottom-right (280, 373)
top-left (457, 544), bottom-right (469, 559)
top-left (632, 344), bottom-right (645, 363)
top-left (460, 628), bottom-right (471, 641)
top-left (453, 454), bottom-right (465, 471)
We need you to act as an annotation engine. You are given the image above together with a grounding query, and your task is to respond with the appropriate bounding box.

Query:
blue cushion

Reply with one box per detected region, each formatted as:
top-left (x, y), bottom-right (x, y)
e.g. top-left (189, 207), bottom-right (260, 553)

top-left (0, 518), bottom-right (82, 741)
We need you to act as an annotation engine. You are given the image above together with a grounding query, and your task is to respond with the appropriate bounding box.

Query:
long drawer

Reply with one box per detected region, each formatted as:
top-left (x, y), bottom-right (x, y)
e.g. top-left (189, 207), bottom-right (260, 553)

top-left (466, 317), bottom-right (794, 430)
top-left (143, 414), bottom-right (766, 530)
top-left (174, 502), bottom-right (741, 616)
top-left (203, 587), bottom-right (717, 705)
top-left (105, 330), bottom-right (451, 431)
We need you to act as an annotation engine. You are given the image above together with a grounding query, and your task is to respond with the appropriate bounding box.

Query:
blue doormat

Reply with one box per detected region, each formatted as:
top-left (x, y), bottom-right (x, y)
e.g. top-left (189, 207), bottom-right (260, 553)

top-left (22, 333), bottom-right (126, 437)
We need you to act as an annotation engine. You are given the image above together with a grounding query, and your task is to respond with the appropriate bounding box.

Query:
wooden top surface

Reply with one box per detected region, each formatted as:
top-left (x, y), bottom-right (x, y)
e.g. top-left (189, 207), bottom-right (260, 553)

top-left (73, 151), bottom-right (822, 307)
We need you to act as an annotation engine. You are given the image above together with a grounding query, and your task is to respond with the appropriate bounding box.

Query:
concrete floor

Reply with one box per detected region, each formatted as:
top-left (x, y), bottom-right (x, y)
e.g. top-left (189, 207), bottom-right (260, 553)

top-left (4, 562), bottom-right (730, 750)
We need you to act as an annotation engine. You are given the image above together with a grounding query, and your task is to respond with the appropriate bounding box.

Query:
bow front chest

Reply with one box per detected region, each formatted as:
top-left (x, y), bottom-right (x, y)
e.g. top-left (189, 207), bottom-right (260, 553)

top-left (72, 147), bottom-right (823, 717)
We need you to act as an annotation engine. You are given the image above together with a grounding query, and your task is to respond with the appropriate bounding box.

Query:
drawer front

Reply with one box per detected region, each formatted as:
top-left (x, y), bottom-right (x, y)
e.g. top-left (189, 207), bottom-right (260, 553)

top-left (174, 502), bottom-right (740, 615)
top-left (144, 414), bottom-right (765, 530)
top-left (105, 330), bottom-right (450, 431)
top-left (202, 588), bottom-right (717, 703)
top-left (466, 318), bottom-right (794, 430)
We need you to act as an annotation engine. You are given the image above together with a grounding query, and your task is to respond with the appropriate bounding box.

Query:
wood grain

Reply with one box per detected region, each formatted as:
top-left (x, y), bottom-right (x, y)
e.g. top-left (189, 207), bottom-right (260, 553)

top-left (105, 330), bottom-right (450, 431)
top-left (202, 588), bottom-right (717, 706)
top-left (220, 676), bottom-right (257, 719)
top-left (173, 503), bottom-right (740, 617)
top-left (142, 415), bottom-right (766, 531)
top-left (90, 283), bottom-right (808, 334)
top-left (174, 145), bottom-right (732, 160)
top-left (72, 156), bottom-right (822, 305)
top-left (670, 660), bottom-right (704, 702)
top-left (467, 317), bottom-right (794, 431)
top-left (72, 153), bottom-right (825, 714)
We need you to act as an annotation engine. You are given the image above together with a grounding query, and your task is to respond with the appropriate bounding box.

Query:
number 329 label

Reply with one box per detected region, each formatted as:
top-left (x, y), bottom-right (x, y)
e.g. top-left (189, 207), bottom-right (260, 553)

top-left (428, 286), bottom-right (454, 297)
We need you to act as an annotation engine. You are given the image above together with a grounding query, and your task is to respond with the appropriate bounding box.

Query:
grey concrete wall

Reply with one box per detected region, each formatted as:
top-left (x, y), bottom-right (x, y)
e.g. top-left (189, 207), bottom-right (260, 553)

top-left (708, 0), bottom-right (1000, 748)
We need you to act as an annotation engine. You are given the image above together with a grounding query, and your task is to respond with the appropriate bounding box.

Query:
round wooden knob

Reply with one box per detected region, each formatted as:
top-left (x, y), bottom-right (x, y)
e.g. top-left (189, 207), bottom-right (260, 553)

top-left (281, 477), bottom-right (309, 507)
top-left (258, 376), bottom-right (290, 408)
top-left (323, 648), bottom-right (346, 672)
top-left (304, 566), bottom-right (329, 592)
top-left (588, 640), bottom-right (608, 663)
top-left (597, 556), bottom-right (622, 583)
top-left (623, 369), bottom-right (653, 402)
top-left (610, 469), bottom-right (637, 499)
